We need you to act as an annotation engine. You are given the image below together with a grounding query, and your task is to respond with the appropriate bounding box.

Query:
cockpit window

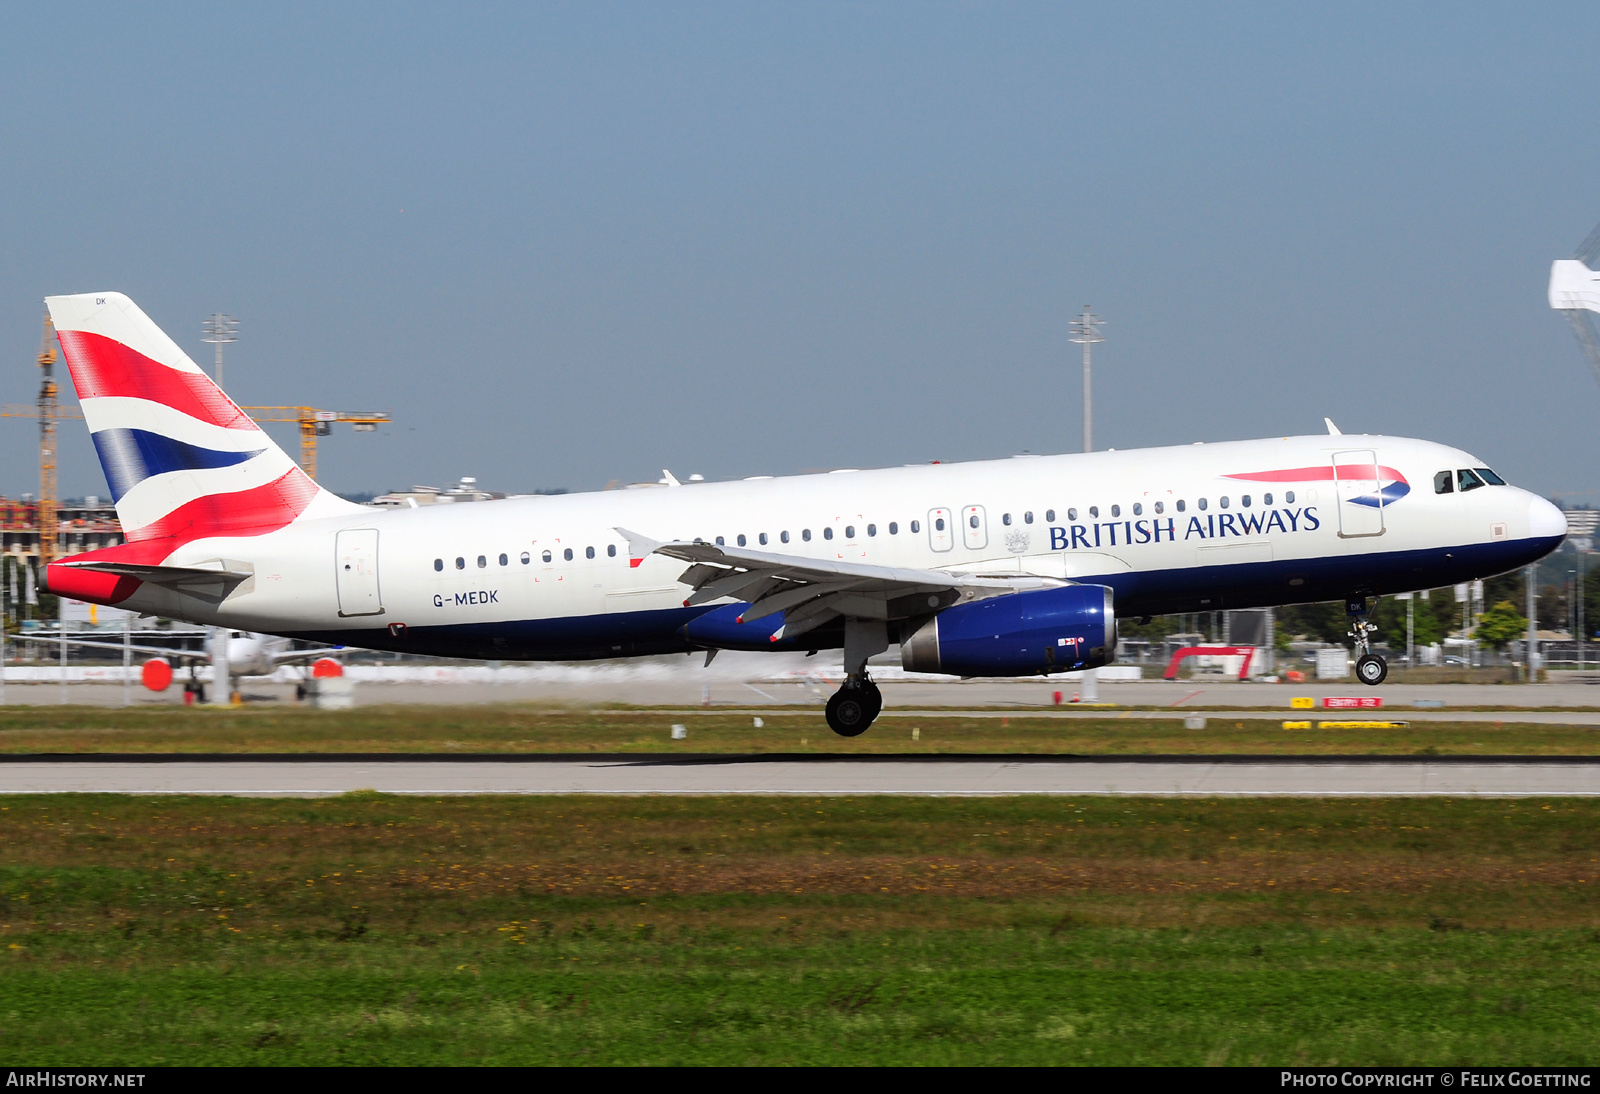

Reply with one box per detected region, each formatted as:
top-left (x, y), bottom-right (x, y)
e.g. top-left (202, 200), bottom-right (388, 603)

top-left (1458, 469), bottom-right (1485, 492)
top-left (1434, 471), bottom-right (1453, 495)
top-left (1476, 468), bottom-right (1507, 486)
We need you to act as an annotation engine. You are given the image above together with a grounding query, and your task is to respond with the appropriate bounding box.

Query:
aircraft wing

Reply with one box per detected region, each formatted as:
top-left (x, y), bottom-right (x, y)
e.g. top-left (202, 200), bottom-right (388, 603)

top-left (22, 634), bottom-right (210, 663)
top-left (269, 648), bottom-right (345, 666)
top-left (615, 527), bottom-right (1063, 641)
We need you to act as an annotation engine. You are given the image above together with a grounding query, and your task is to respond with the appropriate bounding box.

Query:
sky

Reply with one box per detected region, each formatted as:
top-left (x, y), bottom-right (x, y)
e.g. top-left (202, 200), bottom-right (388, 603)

top-left (2, 2), bottom-right (1598, 503)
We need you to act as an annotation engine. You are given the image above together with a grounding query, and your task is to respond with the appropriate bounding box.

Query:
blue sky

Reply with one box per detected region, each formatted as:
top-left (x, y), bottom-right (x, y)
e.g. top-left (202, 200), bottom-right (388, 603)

top-left (3, 3), bottom-right (1598, 501)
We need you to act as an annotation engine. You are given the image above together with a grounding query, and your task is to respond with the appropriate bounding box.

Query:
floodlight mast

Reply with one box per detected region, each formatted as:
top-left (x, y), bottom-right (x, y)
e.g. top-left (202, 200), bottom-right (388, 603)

top-left (201, 313), bottom-right (237, 389)
top-left (1068, 305), bottom-right (1104, 453)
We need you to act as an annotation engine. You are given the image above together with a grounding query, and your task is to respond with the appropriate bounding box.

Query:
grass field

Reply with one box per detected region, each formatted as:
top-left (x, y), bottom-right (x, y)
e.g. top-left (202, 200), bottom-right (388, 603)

top-left (2, 793), bottom-right (1599, 1065)
top-left (0, 703), bottom-right (1596, 755)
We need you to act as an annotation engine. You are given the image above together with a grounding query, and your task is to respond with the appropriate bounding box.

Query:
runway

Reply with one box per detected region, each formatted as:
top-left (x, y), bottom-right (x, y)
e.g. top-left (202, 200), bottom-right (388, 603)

top-left (3, 754), bottom-right (1600, 796)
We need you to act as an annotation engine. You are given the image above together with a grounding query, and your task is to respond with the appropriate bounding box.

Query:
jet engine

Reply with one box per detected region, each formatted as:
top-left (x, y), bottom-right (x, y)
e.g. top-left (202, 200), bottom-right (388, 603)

top-left (900, 584), bottom-right (1116, 677)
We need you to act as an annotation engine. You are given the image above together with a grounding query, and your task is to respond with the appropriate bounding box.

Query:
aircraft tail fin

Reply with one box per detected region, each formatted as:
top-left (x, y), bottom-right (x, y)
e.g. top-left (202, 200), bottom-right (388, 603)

top-left (44, 292), bottom-right (363, 546)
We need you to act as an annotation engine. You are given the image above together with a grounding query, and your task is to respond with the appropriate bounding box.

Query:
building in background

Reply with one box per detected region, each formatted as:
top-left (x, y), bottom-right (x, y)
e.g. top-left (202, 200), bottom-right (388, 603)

top-left (0, 496), bottom-right (123, 561)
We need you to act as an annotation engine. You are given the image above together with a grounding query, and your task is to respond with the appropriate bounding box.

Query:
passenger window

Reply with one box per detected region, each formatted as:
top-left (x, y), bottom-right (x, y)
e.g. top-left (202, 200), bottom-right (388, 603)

top-left (1198, 499), bottom-right (1208, 511)
top-left (934, 518), bottom-right (945, 532)
top-left (1263, 493), bottom-right (1273, 505)
top-left (715, 536), bottom-right (725, 546)
top-left (823, 527), bottom-right (834, 540)
top-left (802, 529), bottom-right (812, 541)
top-left (867, 524), bottom-right (876, 537)
top-left (586, 546), bottom-right (595, 559)
top-left (1110, 504), bottom-right (1120, 518)
top-left (910, 520), bottom-right (920, 533)
top-left (1241, 495), bottom-right (1251, 508)
top-left (1477, 468), bottom-right (1506, 485)
top-left (1002, 513), bottom-right (1012, 526)
top-left (1154, 501), bottom-right (1163, 515)
top-left (781, 531), bottom-right (790, 543)
top-left (1176, 500), bottom-right (1186, 512)
top-left (433, 558), bottom-right (443, 572)
top-left (564, 548), bottom-right (574, 560)
top-left (542, 550), bottom-right (552, 563)
top-left (521, 552), bottom-right (530, 564)
top-left (1024, 511), bottom-right (1034, 524)
top-left (455, 557), bottom-right (465, 570)
top-left (844, 526), bottom-right (855, 538)
top-left (1285, 491), bottom-right (1295, 504)
top-left (968, 514), bottom-right (979, 528)
top-left (1089, 506), bottom-right (1099, 519)
top-left (477, 555), bottom-right (487, 568)
top-left (499, 553), bottom-right (508, 566)
top-left (737, 534), bottom-right (746, 547)
top-left (1067, 508), bottom-right (1077, 521)
top-left (1132, 503), bottom-right (1142, 516)
top-left (607, 545), bottom-right (616, 557)
top-left (1458, 469), bottom-right (1485, 492)
top-left (1219, 497), bottom-right (1229, 509)
top-left (889, 522), bottom-right (898, 534)
top-left (1045, 509), bottom-right (1055, 522)
top-left (759, 533), bottom-right (768, 545)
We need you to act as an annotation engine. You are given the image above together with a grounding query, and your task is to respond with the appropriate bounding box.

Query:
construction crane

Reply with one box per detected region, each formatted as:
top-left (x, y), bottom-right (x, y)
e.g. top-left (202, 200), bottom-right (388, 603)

top-left (0, 397), bottom-right (389, 546)
top-left (35, 315), bottom-right (58, 565)
top-left (228, 407), bottom-right (389, 481)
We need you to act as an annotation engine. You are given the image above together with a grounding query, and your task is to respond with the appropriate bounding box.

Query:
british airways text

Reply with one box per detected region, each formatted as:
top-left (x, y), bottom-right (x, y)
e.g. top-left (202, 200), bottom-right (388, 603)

top-left (1049, 507), bottom-right (1320, 550)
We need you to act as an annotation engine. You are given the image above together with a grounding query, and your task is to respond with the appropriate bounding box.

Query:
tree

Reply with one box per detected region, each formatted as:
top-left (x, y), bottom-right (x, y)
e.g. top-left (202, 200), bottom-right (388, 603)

top-left (1475, 600), bottom-right (1528, 651)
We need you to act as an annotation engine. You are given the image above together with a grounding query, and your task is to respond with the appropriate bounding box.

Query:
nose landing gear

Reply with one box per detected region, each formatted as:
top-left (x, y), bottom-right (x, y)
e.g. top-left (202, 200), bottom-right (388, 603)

top-left (1347, 595), bottom-right (1388, 686)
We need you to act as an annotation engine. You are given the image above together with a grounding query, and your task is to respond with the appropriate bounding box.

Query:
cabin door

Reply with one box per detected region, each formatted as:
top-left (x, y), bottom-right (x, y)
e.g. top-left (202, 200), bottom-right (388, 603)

top-left (336, 528), bottom-right (384, 616)
top-left (1332, 449), bottom-right (1386, 539)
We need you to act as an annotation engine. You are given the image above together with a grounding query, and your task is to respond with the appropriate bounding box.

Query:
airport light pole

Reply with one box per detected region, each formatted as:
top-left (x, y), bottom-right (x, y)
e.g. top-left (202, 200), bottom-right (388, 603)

top-left (1527, 563), bottom-right (1539, 682)
top-left (1068, 304), bottom-right (1105, 699)
top-left (201, 313), bottom-right (237, 389)
top-left (1069, 305), bottom-right (1104, 453)
top-left (201, 313), bottom-right (237, 708)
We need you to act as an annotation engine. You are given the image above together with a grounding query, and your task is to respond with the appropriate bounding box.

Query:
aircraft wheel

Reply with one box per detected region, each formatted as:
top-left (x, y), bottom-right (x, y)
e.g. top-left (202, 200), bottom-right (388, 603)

top-left (1356, 653), bottom-right (1388, 686)
top-left (826, 685), bottom-right (878, 737)
top-left (859, 679), bottom-right (883, 722)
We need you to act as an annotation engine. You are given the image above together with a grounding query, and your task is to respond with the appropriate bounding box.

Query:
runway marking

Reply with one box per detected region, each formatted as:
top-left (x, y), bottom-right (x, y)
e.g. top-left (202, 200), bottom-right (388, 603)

top-left (3, 757), bottom-right (1599, 797)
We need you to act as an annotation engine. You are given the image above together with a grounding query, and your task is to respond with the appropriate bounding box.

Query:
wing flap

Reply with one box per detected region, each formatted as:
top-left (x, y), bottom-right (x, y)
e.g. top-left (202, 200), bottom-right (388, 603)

top-left (615, 526), bottom-right (1067, 634)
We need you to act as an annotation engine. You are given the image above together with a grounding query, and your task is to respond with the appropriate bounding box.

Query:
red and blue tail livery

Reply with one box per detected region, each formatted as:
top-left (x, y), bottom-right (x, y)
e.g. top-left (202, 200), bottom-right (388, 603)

top-left (43, 293), bottom-right (360, 601)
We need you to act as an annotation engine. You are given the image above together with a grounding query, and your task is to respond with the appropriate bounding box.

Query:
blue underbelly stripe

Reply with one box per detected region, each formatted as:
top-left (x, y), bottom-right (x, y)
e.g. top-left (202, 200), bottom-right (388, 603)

top-left (279, 534), bottom-right (1566, 661)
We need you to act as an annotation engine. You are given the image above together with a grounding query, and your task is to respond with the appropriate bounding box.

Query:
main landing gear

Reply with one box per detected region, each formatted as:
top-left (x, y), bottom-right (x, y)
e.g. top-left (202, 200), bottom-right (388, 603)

top-left (825, 675), bottom-right (883, 737)
top-left (1347, 595), bottom-right (1388, 686)
top-left (825, 618), bottom-right (890, 737)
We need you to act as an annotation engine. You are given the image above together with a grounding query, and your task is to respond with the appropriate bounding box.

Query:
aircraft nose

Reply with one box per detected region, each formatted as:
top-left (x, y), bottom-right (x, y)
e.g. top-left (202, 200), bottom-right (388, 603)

top-left (1528, 495), bottom-right (1567, 541)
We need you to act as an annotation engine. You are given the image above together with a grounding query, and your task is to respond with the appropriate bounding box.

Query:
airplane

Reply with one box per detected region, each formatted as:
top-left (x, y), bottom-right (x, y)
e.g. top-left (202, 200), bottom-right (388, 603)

top-left (30, 627), bottom-right (344, 700)
top-left (40, 292), bottom-right (1567, 736)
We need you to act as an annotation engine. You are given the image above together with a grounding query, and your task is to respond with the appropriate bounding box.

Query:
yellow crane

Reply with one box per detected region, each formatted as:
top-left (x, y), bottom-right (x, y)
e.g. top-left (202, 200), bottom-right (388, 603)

top-left (34, 315), bottom-right (58, 565)
top-left (0, 392), bottom-right (389, 554)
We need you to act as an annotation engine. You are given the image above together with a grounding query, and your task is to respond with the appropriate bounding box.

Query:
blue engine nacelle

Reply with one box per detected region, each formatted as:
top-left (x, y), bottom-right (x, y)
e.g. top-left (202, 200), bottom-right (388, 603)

top-left (899, 584), bottom-right (1116, 677)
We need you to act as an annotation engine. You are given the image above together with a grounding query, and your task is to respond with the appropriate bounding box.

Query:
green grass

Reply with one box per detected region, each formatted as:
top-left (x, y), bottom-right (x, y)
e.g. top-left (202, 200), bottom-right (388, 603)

top-left (0, 703), bottom-right (1596, 754)
top-left (2, 794), bottom-right (1598, 1064)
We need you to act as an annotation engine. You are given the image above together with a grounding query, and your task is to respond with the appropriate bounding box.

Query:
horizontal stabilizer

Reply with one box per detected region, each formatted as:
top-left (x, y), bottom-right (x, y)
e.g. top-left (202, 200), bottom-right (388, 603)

top-left (54, 559), bottom-right (253, 587)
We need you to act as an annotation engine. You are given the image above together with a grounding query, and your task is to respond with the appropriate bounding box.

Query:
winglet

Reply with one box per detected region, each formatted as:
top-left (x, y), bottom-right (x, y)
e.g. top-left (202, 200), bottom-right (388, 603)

top-left (1324, 417), bottom-right (1342, 436)
top-left (613, 527), bottom-right (662, 569)
top-left (660, 469), bottom-right (682, 487)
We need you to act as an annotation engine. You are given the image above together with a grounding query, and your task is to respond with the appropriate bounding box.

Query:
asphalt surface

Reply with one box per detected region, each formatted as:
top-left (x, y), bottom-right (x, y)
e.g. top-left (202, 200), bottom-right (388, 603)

top-left (4, 754), bottom-right (1598, 796)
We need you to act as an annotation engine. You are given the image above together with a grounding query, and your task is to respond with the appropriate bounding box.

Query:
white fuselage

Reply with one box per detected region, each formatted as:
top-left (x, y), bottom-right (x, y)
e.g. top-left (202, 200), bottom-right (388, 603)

top-left (96, 433), bottom-right (1564, 664)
